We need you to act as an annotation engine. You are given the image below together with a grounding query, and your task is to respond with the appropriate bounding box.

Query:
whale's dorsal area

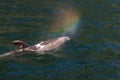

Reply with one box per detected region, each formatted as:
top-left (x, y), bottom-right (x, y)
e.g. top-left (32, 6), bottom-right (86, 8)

top-left (12, 40), bottom-right (29, 49)
top-left (40, 39), bottom-right (56, 45)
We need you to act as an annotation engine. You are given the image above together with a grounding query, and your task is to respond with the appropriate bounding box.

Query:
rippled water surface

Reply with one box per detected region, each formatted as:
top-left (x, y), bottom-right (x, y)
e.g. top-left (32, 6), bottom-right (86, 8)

top-left (0, 0), bottom-right (120, 80)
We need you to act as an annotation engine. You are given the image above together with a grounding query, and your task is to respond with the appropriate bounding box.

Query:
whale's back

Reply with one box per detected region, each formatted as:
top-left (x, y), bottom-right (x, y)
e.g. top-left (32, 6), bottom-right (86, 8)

top-left (35, 36), bottom-right (70, 52)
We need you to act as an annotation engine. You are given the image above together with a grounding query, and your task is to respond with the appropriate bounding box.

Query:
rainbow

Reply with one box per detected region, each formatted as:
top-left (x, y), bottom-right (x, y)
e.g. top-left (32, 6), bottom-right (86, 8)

top-left (48, 7), bottom-right (81, 36)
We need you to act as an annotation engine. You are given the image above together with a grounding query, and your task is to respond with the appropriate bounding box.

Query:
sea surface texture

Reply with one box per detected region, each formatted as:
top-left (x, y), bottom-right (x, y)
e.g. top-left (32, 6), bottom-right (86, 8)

top-left (0, 0), bottom-right (120, 80)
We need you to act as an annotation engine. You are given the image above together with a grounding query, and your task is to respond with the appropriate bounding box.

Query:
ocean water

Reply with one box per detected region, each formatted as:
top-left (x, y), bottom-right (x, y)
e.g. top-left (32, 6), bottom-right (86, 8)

top-left (0, 0), bottom-right (120, 80)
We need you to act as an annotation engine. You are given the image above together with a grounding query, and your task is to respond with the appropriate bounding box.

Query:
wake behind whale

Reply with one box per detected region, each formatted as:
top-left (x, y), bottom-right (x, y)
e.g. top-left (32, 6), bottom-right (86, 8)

top-left (0, 36), bottom-right (70, 58)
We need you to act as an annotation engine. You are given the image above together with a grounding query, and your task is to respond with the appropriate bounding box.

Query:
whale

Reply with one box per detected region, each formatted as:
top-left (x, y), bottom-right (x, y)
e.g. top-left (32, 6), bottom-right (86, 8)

top-left (0, 36), bottom-right (70, 57)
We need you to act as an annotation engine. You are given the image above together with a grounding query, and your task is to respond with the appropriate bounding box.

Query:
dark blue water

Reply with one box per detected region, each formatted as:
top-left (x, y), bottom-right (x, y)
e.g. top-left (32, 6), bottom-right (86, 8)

top-left (0, 0), bottom-right (120, 80)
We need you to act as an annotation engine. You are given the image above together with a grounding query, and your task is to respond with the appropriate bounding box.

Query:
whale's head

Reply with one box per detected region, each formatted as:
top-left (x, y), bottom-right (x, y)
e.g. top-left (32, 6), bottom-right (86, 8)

top-left (58, 36), bottom-right (70, 42)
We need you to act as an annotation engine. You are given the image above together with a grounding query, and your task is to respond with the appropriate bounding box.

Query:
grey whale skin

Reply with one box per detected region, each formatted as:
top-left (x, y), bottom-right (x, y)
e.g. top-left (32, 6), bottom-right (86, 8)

top-left (0, 36), bottom-right (70, 57)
